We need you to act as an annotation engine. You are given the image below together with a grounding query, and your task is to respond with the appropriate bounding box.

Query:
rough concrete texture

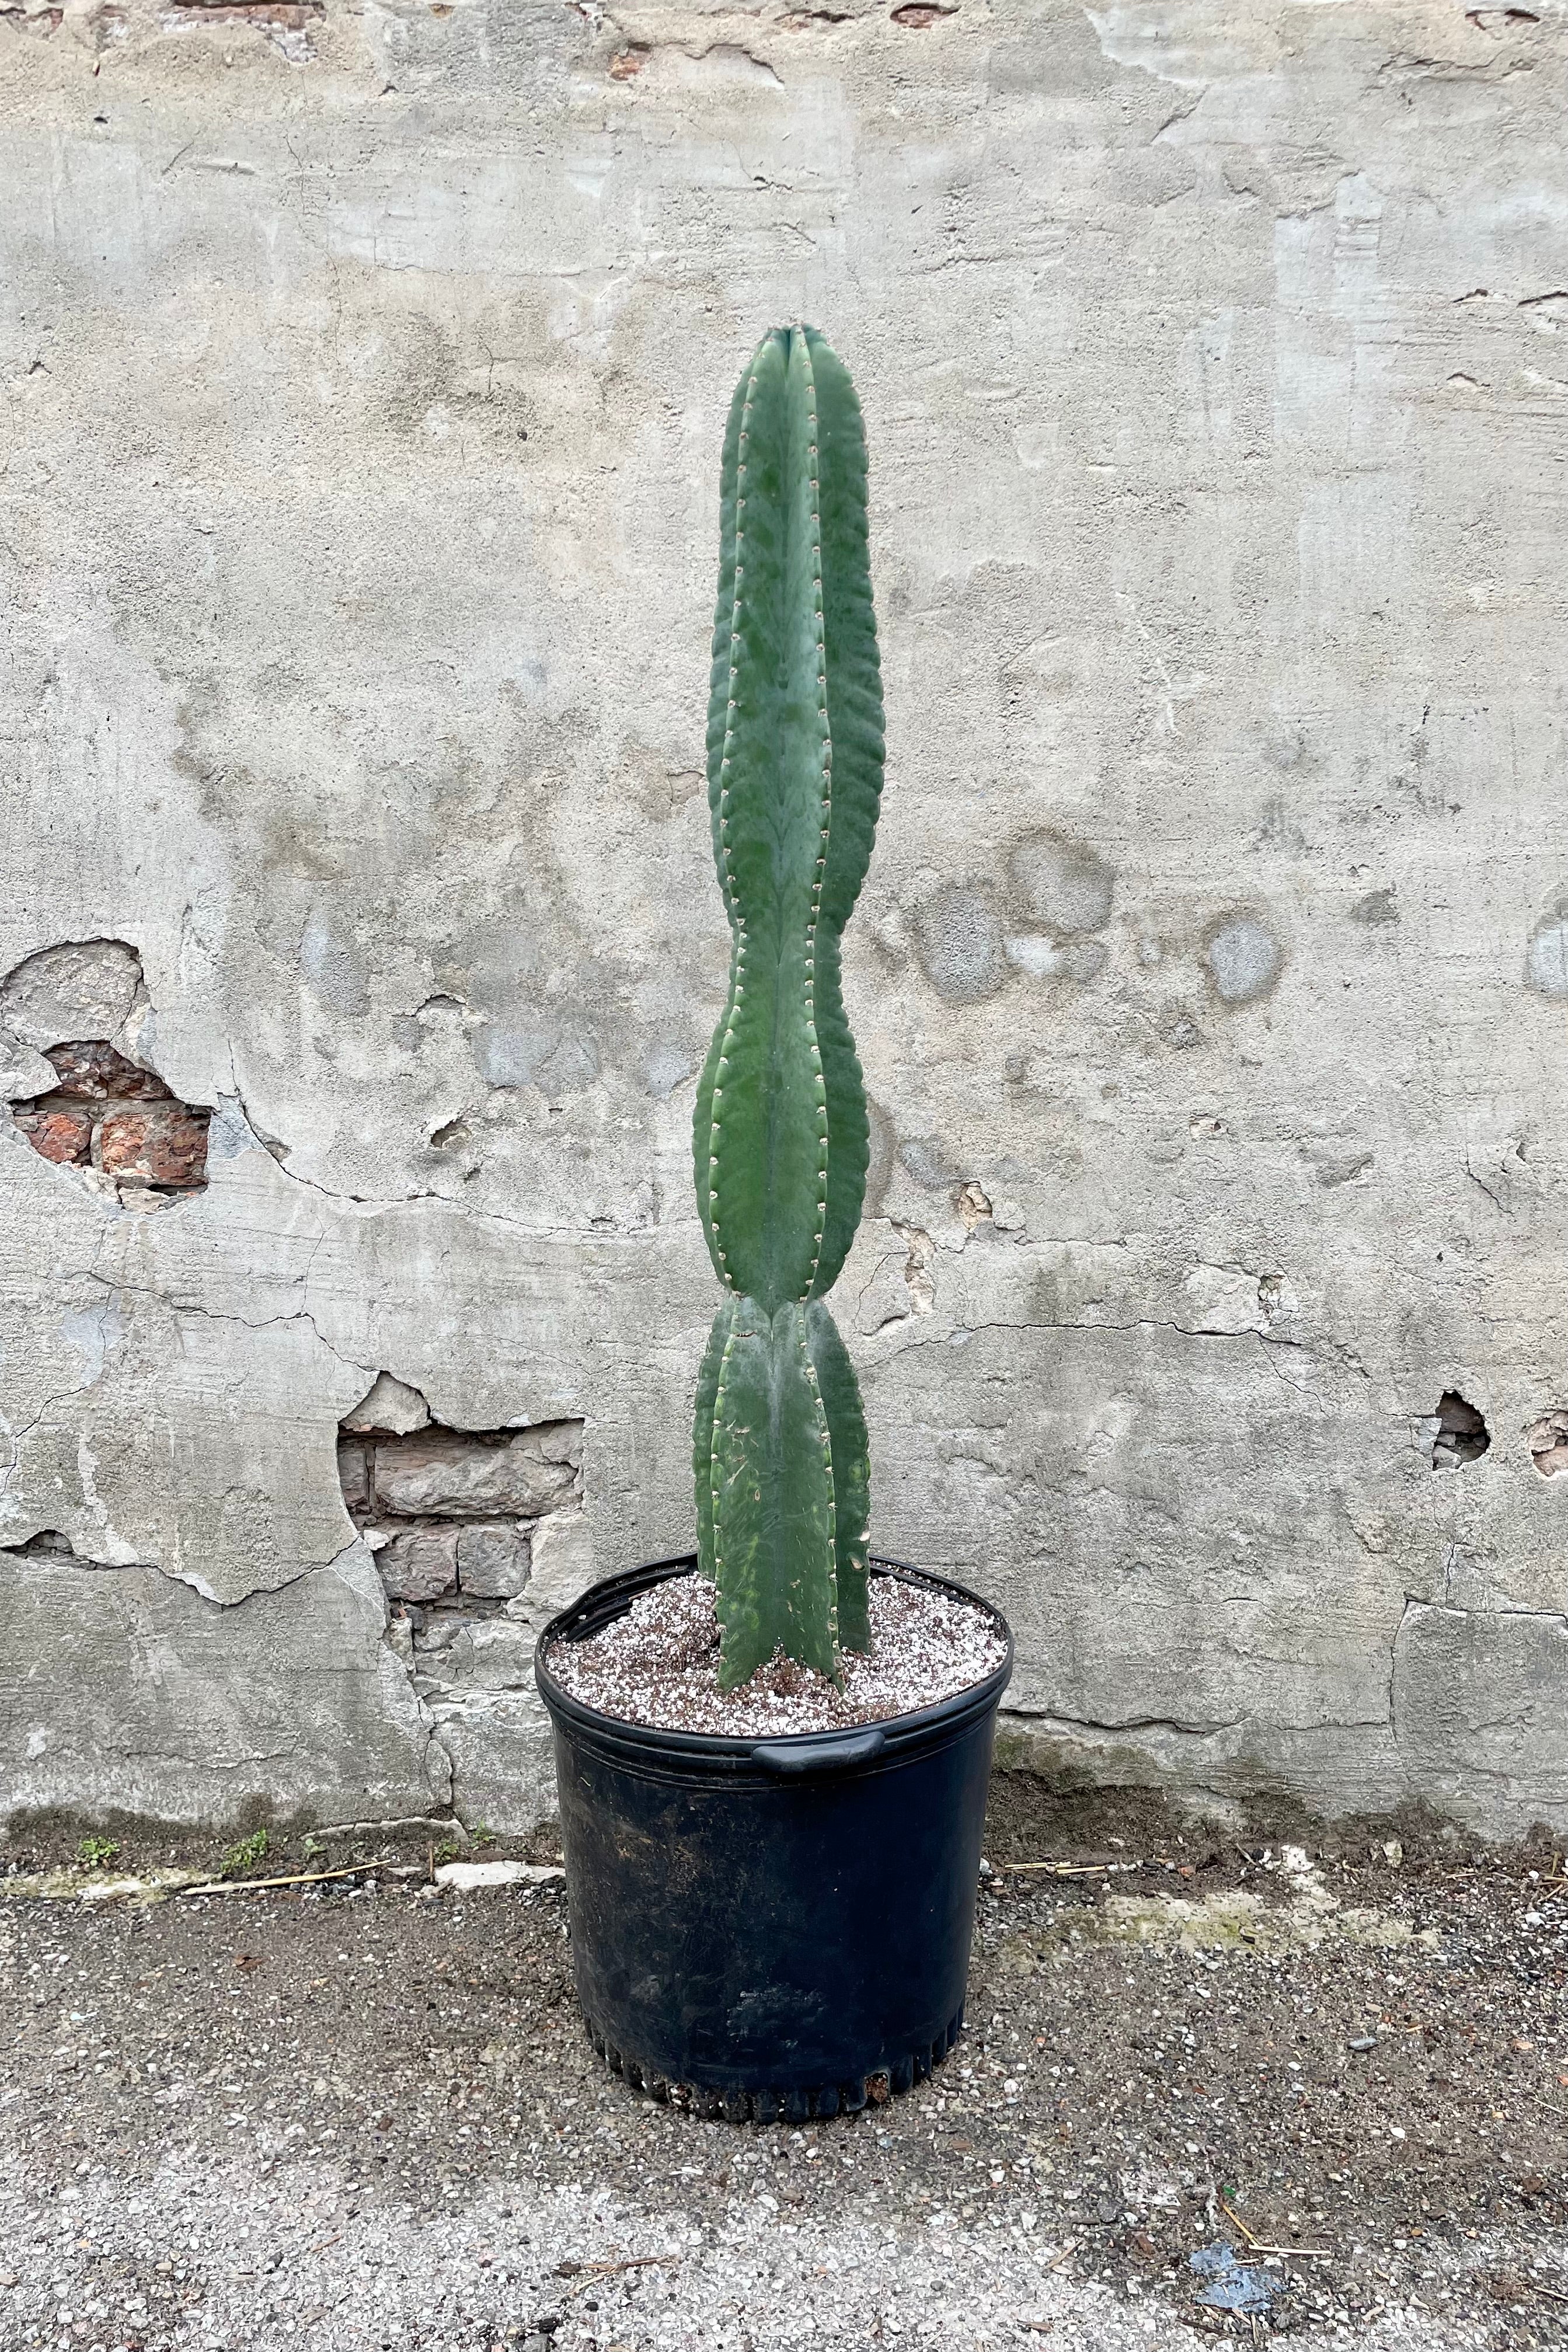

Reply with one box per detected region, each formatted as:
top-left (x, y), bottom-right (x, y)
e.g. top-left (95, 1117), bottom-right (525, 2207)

top-left (2, 0), bottom-right (1567, 1838)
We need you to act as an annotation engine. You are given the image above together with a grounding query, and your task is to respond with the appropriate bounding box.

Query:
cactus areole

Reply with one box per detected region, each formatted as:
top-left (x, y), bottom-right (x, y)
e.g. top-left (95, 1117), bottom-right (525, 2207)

top-left (692, 325), bottom-right (884, 1692)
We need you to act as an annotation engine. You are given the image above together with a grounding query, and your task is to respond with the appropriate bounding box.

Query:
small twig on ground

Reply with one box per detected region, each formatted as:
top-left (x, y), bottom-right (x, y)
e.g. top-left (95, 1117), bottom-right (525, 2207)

top-left (179, 1860), bottom-right (402, 1897)
top-left (1529, 2281), bottom-right (1568, 2307)
top-left (1044, 2240), bottom-right (1078, 2272)
top-left (1222, 2204), bottom-right (1332, 2259)
top-left (1001, 1862), bottom-right (1117, 1877)
top-left (554, 2255), bottom-right (681, 2292)
top-left (1222, 2203), bottom-right (1262, 2248)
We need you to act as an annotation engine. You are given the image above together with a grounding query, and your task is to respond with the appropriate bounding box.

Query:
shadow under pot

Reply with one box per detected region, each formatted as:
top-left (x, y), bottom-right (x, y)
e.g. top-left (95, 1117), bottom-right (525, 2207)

top-left (533, 1553), bottom-right (1013, 2123)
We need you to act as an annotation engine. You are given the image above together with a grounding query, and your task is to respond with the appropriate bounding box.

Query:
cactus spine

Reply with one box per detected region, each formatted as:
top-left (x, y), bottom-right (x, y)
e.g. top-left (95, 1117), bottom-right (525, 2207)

top-left (692, 326), bottom-right (884, 1692)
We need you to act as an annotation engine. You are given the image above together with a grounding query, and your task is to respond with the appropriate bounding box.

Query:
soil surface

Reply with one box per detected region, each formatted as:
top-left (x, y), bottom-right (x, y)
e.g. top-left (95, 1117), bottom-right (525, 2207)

top-left (1, 1778), bottom-right (1564, 2351)
top-left (546, 1570), bottom-right (1007, 1736)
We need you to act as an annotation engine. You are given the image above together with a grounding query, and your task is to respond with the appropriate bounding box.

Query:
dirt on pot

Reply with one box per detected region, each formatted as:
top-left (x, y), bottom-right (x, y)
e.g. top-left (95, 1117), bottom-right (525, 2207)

top-left (545, 1569), bottom-right (1007, 1736)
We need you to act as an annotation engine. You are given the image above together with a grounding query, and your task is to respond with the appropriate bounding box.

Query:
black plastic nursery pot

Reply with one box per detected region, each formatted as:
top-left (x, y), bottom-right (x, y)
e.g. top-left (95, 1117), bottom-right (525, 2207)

top-left (534, 1553), bottom-right (1013, 2123)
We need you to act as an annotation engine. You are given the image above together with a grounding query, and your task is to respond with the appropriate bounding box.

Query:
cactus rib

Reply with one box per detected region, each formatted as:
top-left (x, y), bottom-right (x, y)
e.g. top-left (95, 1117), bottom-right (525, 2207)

top-left (704, 330), bottom-right (833, 1313)
top-left (692, 326), bottom-right (884, 1681)
top-left (710, 1298), bottom-right (839, 1689)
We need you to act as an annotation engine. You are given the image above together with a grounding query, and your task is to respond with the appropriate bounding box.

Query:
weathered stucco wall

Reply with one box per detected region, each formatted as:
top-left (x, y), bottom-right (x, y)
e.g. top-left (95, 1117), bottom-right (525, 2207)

top-left (4, 0), bottom-right (1567, 1841)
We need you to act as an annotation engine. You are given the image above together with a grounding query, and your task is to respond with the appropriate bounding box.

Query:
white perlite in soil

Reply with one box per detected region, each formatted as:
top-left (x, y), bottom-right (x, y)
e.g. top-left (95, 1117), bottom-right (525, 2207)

top-left (546, 1571), bottom-right (1007, 1735)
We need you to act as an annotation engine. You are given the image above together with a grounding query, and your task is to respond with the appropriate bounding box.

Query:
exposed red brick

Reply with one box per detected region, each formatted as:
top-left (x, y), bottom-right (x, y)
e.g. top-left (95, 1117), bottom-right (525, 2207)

top-left (12, 1106), bottom-right (93, 1166)
top-left (609, 43), bottom-right (648, 76)
top-left (11, 1040), bottom-right (210, 1199)
top-left (46, 1041), bottom-right (172, 1102)
top-left (98, 1106), bottom-right (210, 1188)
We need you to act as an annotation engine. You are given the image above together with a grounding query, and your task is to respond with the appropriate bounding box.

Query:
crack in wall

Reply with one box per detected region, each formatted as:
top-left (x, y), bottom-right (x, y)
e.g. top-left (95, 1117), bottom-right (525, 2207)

top-left (78, 1262), bottom-right (365, 1379)
top-left (0, 1525), bottom-right (364, 1608)
top-left (0, 1526), bottom-right (464, 1830)
top-left (884, 1313), bottom-right (1313, 1349)
top-left (225, 1086), bottom-right (638, 1242)
top-left (1003, 1705), bottom-right (1245, 1739)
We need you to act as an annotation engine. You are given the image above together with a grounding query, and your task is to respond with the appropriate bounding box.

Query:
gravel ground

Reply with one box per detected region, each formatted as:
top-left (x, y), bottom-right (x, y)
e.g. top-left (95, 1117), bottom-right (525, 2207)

top-left (1, 1778), bottom-right (1564, 2352)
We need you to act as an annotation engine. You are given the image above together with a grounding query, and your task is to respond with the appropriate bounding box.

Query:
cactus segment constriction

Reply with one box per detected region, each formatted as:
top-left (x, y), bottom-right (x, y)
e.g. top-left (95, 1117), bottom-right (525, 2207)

top-left (692, 325), bottom-right (884, 1685)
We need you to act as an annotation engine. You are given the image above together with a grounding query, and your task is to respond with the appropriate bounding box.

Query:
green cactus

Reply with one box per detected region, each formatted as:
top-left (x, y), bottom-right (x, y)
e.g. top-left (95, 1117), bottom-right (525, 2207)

top-left (692, 326), bottom-right (884, 1691)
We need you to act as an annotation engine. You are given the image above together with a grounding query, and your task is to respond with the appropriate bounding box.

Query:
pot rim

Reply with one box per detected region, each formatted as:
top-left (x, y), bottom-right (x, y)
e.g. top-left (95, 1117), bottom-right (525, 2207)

top-left (532, 1550), bottom-right (1013, 1761)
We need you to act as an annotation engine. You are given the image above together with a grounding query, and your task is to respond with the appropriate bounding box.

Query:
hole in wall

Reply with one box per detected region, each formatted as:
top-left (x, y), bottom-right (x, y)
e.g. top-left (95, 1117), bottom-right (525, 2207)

top-left (953, 1180), bottom-right (992, 1232)
top-left (10, 1043), bottom-right (211, 1204)
top-left (1527, 1411), bottom-right (1568, 1478)
top-left (1432, 1391), bottom-right (1490, 1470)
top-left (338, 1374), bottom-right (584, 1691)
top-left (2, 940), bottom-right (210, 1208)
top-left (1, 1529), bottom-right (78, 1560)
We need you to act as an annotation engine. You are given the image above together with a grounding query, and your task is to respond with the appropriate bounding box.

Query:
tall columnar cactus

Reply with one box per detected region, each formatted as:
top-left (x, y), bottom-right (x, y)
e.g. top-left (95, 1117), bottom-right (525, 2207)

top-left (692, 325), bottom-right (884, 1692)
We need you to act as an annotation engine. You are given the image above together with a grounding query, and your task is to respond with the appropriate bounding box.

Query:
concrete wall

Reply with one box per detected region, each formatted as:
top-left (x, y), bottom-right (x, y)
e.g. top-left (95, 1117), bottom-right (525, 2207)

top-left (4, 0), bottom-right (1567, 1842)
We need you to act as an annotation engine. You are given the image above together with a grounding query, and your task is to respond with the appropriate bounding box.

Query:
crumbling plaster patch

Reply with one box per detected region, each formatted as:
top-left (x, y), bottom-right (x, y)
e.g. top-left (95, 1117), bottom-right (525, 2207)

top-left (335, 1370), bottom-right (593, 1827)
top-left (0, 1534), bottom-right (447, 1831)
top-left (2, 0), bottom-right (1568, 1835)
